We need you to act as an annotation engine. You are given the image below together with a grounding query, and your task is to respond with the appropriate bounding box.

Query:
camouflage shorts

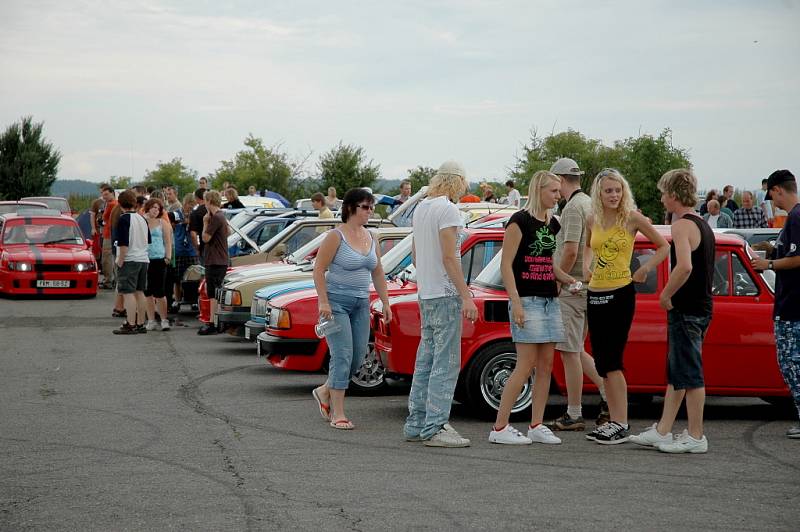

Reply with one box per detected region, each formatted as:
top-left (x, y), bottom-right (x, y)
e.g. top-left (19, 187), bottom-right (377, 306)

top-left (775, 319), bottom-right (800, 418)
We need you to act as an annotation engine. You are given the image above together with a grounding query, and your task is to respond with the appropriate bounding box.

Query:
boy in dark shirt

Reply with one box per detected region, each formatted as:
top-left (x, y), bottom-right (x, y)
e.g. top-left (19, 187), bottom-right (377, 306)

top-left (198, 190), bottom-right (229, 335)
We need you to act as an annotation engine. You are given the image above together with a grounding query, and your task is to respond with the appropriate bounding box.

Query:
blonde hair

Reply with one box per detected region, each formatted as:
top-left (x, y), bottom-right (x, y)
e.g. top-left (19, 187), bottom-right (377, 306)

top-left (523, 170), bottom-right (561, 222)
top-left (204, 190), bottom-right (222, 207)
top-left (590, 168), bottom-right (635, 227)
top-left (429, 170), bottom-right (467, 202)
top-left (657, 168), bottom-right (697, 207)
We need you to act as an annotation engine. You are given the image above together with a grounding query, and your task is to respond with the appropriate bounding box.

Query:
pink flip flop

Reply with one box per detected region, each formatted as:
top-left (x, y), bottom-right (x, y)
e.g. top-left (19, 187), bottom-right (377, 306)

top-left (329, 418), bottom-right (354, 430)
top-left (312, 388), bottom-right (330, 421)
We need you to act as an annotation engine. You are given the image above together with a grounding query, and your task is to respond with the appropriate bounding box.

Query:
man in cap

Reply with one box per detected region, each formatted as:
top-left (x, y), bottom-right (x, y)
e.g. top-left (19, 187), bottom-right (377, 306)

top-left (549, 157), bottom-right (609, 431)
top-left (751, 170), bottom-right (800, 438)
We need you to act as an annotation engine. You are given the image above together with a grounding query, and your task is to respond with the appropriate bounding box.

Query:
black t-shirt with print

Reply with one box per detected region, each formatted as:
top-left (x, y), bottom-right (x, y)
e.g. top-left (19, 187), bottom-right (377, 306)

top-left (774, 203), bottom-right (800, 321)
top-left (508, 209), bottom-right (561, 298)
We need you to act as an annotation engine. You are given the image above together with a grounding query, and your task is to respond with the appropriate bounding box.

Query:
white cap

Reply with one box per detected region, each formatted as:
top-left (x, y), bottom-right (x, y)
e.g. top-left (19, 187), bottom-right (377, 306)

top-left (436, 160), bottom-right (466, 179)
top-left (550, 157), bottom-right (584, 176)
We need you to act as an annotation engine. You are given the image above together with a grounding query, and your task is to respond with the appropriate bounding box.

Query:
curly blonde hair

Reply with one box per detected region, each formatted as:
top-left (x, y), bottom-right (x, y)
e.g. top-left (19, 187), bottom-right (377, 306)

top-left (658, 168), bottom-right (697, 208)
top-left (590, 168), bottom-right (635, 227)
top-left (523, 170), bottom-right (561, 222)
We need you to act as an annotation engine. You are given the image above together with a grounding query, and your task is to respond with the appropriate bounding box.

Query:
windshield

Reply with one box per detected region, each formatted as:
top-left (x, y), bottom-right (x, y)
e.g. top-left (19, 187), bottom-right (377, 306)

top-left (3, 219), bottom-right (84, 245)
top-left (24, 197), bottom-right (69, 213)
top-left (473, 249), bottom-right (503, 288)
top-left (745, 246), bottom-right (775, 293)
top-left (228, 219), bottom-right (259, 247)
top-left (381, 233), bottom-right (414, 276)
top-left (286, 231), bottom-right (328, 264)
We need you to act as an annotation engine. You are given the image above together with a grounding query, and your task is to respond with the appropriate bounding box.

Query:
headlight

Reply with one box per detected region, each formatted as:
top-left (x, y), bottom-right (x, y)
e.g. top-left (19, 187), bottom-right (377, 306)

top-left (268, 307), bottom-right (291, 329)
top-left (9, 261), bottom-right (33, 272)
top-left (252, 297), bottom-right (268, 318)
top-left (74, 262), bottom-right (96, 272)
top-left (222, 290), bottom-right (242, 306)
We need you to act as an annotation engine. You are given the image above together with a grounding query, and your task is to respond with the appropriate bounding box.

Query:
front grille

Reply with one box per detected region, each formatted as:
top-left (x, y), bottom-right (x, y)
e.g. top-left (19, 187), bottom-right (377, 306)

top-left (35, 264), bottom-right (71, 272)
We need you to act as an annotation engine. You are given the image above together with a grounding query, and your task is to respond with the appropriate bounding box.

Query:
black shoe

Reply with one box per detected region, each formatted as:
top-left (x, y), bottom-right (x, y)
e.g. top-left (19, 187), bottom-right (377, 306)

top-left (113, 323), bottom-right (137, 335)
top-left (197, 324), bottom-right (218, 335)
top-left (594, 421), bottom-right (630, 445)
top-left (586, 422), bottom-right (609, 441)
top-left (596, 400), bottom-right (610, 426)
top-left (135, 324), bottom-right (147, 334)
top-left (548, 413), bottom-right (586, 431)
top-left (112, 309), bottom-right (127, 318)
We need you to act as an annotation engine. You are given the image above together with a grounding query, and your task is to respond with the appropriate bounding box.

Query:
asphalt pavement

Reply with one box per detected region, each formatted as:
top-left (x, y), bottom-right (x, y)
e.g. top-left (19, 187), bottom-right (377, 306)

top-left (1, 291), bottom-right (798, 531)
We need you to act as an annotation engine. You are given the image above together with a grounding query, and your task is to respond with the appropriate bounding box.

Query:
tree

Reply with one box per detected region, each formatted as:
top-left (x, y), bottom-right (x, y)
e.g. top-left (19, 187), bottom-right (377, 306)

top-left (108, 176), bottom-right (133, 190)
top-left (318, 142), bottom-right (380, 196)
top-left (406, 165), bottom-right (436, 194)
top-left (212, 135), bottom-right (301, 199)
top-left (510, 128), bottom-right (690, 222)
top-left (141, 158), bottom-right (198, 197)
top-left (0, 116), bottom-right (61, 200)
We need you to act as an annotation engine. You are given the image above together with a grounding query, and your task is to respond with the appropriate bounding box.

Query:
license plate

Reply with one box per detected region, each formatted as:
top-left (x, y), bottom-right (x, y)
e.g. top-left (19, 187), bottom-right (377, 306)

top-left (37, 280), bottom-right (69, 288)
top-left (245, 326), bottom-right (250, 339)
top-left (256, 340), bottom-right (262, 359)
top-left (213, 314), bottom-right (219, 328)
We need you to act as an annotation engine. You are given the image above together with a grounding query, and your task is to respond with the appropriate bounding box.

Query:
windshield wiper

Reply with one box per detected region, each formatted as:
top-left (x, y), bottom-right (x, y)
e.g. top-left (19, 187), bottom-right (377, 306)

top-left (42, 238), bottom-right (79, 245)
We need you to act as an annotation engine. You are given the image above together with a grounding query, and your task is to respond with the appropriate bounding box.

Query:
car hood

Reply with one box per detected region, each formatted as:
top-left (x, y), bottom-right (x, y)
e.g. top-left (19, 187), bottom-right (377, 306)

top-left (253, 279), bottom-right (315, 301)
top-left (225, 270), bottom-right (311, 290)
top-left (224, 263), bottom-right (301, 283)
top-left (3, 244), bottom-right (93, 262)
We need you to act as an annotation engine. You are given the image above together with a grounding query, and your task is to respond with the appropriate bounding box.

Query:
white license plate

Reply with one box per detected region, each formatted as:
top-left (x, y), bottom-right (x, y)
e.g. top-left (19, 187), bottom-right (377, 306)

top-left (213, 314), bottom-right (219, 328)
top-left (245, 326), bottom-right (250, 339)
top-left (256, 340), bottom-right (262, 359)
top-left (37, 280), bottom-right (70, 288)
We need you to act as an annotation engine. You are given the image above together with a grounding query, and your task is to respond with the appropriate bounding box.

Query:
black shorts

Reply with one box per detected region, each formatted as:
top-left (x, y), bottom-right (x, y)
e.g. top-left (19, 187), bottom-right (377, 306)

top-left (205, 265), bottom-right (227, 302)
top-left (144, 259), bottom-right (167, 298)
top-left (117, 261), bottom-right (148, 295)
top-left (587, 282), bottom-right (635, 377)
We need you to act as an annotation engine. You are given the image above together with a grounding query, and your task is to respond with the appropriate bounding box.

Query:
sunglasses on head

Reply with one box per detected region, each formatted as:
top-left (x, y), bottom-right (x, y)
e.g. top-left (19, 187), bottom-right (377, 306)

top-left (357, 204), bottom-right (375, 211)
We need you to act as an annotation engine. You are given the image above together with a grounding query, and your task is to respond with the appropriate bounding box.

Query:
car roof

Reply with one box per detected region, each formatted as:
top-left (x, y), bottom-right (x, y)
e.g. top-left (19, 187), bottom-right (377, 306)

top-left (0, 200), bottom-right (49, 207)
top-left (0, 213), bottom-right (77, 222)
top-left (636, 225), bottom-right (743, 246)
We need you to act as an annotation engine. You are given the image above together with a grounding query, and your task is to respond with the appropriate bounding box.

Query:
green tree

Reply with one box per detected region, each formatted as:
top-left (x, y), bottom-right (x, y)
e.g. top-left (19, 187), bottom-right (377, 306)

top-left (510, 128), bottom-right (690, 221)
top-left (318, 142), bottom-right (380, 195)
top-left (108, 176), bottom-right (133, 190)
top-left (212, 135), bottom-right (298, 199)
top-left (141, 158), bottom-right (198, 196)
top-left (0, 116), bottom-right (61, 200)
top-left (406, 165), bottom-right (436, 194)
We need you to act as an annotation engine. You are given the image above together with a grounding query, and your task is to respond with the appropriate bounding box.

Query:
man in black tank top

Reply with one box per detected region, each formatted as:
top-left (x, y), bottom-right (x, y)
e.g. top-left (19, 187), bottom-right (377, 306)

top-left (630, 169), bottom-right (713, 454)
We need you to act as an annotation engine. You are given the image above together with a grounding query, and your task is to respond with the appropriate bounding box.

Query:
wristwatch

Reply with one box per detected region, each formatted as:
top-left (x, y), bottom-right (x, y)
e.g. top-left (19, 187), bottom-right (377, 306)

top-left (768, 260), bottom-right (774, 270)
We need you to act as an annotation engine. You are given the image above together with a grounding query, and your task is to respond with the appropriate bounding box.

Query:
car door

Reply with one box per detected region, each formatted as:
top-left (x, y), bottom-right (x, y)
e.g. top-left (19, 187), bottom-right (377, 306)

top-left (702, 246), bottom-right (778, 391)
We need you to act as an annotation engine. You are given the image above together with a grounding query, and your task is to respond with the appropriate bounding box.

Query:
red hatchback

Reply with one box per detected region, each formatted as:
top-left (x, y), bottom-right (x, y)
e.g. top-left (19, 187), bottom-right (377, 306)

top-left (0, 214), bottom-right (98, 297)
top-left (258, 228), bottom-right (505, 392)
top-left (373, 227), bottom-right (786, 418)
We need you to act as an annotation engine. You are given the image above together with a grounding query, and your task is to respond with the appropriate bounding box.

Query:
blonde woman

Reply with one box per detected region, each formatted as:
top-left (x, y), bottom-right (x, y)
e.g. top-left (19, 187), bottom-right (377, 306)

top-left (404, 161), bottom-right (478, 448)
top-left (143, 198), bottom-right (174, 331)
top-left (489, 171), bottom-right (578, 445)
top-left (583, 169), bottom-right (669, 444)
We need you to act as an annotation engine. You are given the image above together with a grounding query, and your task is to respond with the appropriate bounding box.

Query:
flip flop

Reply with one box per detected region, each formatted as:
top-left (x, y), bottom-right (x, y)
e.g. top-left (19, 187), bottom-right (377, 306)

top-left (330, 419), bottom-right (354, 430)
top-left (312, 388), bottom-right (330, 421)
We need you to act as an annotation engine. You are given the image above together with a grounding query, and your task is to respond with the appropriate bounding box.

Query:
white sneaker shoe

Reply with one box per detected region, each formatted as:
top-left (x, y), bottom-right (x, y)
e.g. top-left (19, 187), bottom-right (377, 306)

top-left (489, 424), bottom-right (532, 445)
top-left (657, 430), bottom-right (708, 454)
top-left (423, 423), bottom-right (471, 448)
top-left (145, 320), bottom-right (159, 331)
top-left (527, 424), bottom-right (562, 445)
top-left (160, 320), bottom-right (171, 331)
top-left (630, 423), bottom-right (673, 447)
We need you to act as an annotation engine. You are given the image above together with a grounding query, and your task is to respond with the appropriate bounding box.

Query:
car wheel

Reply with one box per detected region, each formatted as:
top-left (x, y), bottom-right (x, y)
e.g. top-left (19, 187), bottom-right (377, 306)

top-left (349, 343), bottom-right (387, 394)
top-left (465, 342), bottom-right (532, 419)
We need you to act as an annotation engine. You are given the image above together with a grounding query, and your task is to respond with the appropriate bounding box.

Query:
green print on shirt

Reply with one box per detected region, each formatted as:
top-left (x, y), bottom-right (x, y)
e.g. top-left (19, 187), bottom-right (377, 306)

top-left (529, 225), bottom-right (556, 256)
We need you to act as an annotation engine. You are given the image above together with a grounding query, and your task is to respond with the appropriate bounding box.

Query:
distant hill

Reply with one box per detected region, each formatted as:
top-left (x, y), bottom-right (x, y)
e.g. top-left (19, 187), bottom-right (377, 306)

top-left (51, 179), bottom-right (100, 197)
top-left (374, 178), bottom-right (401, 194)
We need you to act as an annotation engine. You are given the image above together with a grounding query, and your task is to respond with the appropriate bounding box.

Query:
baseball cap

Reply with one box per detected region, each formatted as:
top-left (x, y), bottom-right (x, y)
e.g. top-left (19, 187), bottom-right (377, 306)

top-left (550, 157), bottom-right (584, 176)
top-left (437, 160), bottom-right (466, 179)
top-left (766, 169), bottom-right (795, 190)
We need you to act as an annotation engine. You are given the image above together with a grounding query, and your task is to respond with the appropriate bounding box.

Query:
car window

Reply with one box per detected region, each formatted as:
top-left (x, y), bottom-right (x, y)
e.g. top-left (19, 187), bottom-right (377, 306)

top-left (632, 248), bottom-right (657, 294)
top-left (286, 226), bottom-right (320, 254)
top-left (461, 240), bottom-right (501, 284)
top-left (731, 252), bottom-right (759, 296)
top-left (379, 236), bottom-right (403, 255)
top-left (712, 251), bottom-right (730, 296)
top-left (255, 223), bottom-right (283, 246)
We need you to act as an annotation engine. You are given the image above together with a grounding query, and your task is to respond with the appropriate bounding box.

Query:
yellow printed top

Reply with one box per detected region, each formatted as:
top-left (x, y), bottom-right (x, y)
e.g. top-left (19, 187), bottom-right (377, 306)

top-left (589, 223), bottom-right (634, 290)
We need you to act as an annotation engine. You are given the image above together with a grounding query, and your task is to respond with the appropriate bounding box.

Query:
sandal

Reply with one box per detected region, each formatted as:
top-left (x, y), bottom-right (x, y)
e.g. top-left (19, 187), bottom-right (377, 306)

top-left (330, 419), bottom-right (354, 430)
top-left (312, 388), bottom-right (330, 421)
top-left (112, 309), bottom-right (127, 318)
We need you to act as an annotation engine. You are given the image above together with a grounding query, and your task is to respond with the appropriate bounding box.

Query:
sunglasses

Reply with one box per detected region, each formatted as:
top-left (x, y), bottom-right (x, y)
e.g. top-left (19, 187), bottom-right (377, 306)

top-left (357, 204), bottom-right (375, 211)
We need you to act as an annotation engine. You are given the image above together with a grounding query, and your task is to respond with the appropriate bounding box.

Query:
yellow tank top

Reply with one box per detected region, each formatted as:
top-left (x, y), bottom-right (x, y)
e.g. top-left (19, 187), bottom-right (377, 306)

top-left (589, 223), bottom-right (634, 290)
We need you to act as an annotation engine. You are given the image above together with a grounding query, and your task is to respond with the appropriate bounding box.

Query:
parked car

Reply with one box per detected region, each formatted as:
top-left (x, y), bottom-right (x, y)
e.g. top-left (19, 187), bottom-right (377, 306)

top-left (717, 227), bottom-right (781, 247)
top-left (257, 228), bottom-right (505, 392)
top-left (373, 228), bottom-right (786, 418)
top-left (21, 196), bottom-right (72, 215)
top-left (0, 213), bottom-right (98, 297)
top-left (0, 201), bottom-right (49, 215)
top-left (214, 227), bottom-right (412, 336)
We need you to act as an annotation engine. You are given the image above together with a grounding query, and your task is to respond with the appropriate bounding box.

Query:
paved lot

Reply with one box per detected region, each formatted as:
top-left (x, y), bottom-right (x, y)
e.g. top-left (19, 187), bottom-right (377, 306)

top-left (1, 291), bottom-right (798, 531)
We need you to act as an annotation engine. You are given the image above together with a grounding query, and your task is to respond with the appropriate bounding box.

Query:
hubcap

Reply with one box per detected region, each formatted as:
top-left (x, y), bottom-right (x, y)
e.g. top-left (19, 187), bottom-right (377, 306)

top-left (351, 344), bottom-right (385, 389)
top-left (479, 351), bottom-right (533, 413)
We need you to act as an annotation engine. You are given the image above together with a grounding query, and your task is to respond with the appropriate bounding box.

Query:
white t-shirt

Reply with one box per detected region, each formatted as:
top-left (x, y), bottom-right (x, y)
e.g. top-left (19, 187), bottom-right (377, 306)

top-left (412, 195), bottom-right (464, 300)
top-left (507, 188), bottom-right (521, 207)
top-left (707, 214), bottom-right (719, 228)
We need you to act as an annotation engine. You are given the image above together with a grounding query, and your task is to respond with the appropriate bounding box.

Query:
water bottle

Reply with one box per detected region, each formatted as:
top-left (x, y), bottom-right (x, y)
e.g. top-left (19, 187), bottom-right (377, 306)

top-left (315, 316), bottom-right (342, 338)
top-left (567, 281), bottom-right (583, 294)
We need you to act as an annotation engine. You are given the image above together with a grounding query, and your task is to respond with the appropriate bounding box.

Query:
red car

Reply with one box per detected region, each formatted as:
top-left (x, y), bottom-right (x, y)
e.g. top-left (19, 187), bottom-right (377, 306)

top-left (373, 227), bottom-right (787, 418)
top-left (257, 228), bottom-right (505, 392)
top-left (0, 214), bottom-right (98, 297)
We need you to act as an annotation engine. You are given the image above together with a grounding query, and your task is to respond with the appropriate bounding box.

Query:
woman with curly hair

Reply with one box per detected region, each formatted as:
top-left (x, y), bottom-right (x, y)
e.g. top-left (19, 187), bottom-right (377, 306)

top-left (583, 169), bottom-right (669, 444)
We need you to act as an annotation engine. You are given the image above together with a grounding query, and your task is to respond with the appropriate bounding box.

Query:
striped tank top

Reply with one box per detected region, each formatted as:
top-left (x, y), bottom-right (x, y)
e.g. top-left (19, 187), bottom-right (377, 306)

top-left (326, 228), bottom-right (378, 298)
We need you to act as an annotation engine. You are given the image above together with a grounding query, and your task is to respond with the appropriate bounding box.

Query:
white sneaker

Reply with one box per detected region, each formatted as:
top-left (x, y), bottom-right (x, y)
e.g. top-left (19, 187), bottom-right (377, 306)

top-left (489, 424), bottom-right (532, 445)
top-left (630, 423), bottom-right (673, 447)
top-left (160, 320), bottom-right (171, 331)
top-left (145, 320), bottom-right (159, 331)
top-left (423, 423), bottom-right (471, 448)
top-left (527, 424), bottom-right (562, 445)
top-left (657, 430), bottom-right (708, 454)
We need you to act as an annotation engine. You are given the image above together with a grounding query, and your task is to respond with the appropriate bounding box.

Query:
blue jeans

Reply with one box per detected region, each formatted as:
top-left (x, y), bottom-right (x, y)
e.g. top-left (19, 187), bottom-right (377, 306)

top-left (775, 319), bottom-right (800, 419)
top-left (667, 310), bottom-right (711, 390)
top-left (325, 292), bottom-right (371, 390)
top-left (404, 296), bottom-right (462, 440)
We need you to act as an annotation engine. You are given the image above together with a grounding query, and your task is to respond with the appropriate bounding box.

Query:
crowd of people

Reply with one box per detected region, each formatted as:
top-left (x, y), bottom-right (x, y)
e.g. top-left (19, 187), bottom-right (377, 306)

top-left (85, 163), bottom-right (800, 451)
top-left (696, 180), bottom-right (779, 229)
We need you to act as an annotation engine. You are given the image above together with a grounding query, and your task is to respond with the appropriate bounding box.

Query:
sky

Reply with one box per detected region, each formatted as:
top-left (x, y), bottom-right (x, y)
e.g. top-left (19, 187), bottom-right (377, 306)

top-left (1, 0), bottom-right (798, 191)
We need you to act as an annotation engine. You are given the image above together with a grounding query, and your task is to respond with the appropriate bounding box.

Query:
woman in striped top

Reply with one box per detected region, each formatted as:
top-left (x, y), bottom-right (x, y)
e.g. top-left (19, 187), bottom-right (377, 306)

top-left (311, 188), bottom-right (392, 430)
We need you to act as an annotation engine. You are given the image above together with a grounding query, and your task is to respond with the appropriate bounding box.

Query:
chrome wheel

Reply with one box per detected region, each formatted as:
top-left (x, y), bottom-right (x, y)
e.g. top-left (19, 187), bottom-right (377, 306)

top-left (478, 351), bottom-right (533, 414)
top-left (350, 344), bottom-right (386, 391)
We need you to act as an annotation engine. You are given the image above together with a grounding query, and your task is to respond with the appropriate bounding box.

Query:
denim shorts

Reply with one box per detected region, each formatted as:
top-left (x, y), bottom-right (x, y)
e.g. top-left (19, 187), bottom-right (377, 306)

top-left (509, 296), bottom-right (565, 344)
top-left (667, 309), bottom-right (711, 390)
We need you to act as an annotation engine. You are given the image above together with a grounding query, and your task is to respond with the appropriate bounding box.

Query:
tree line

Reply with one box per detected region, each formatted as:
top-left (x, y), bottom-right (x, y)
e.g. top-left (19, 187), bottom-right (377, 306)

top-left (1, 116), bottom-right (691, 222)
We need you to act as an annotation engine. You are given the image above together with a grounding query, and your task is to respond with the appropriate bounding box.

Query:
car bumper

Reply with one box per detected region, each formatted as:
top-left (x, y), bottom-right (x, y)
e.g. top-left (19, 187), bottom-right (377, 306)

top-left (256, 331), bottom-right (319, 357)
top-left (0, 271), bottom-right (97, 296)
top-left (244, 319), bottom-right (265, 341)
top-left (214, 307), bottom-right (250, 334)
